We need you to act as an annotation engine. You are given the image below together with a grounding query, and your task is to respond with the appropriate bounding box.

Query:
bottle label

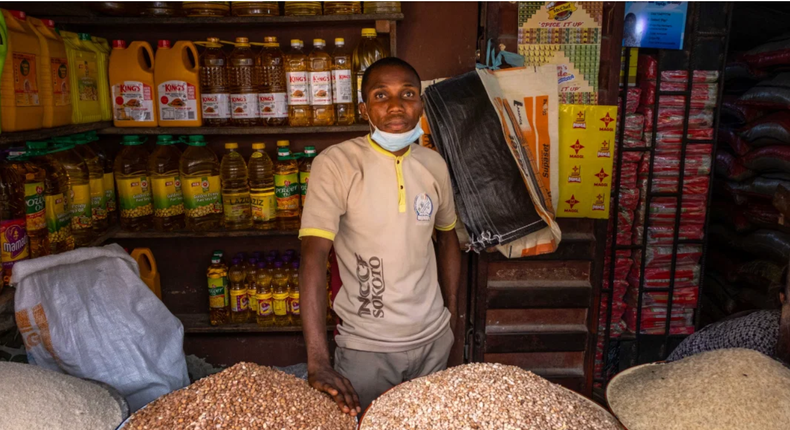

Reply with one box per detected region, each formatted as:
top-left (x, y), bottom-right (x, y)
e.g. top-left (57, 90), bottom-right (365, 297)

top-left (257, 293), bottom-right (273, 316)
top-left (309, 71), bottom-right (332, 105)
top-left (89, 177), bottom-right (107, 222)
top-left (201, 93), bottom-right (231, 119)
top-left (299, 171), bottom-right (310, 206)
top-left (116, 176), bottom-right (154, 219)
top-left (152, 176), bottom-right (185, 216)
top-left (112, 81), bottom-right (155, 122)
top-left (230, 289), bottom-right (248, 312)
top-left (158, 80), bottom-right (199, 122)
top-left (70, 184), bottom-right (93, 230)
top-left (24, 182), bottom-right (46, 233)
top-left (274, 173), bottom-right (300, 211)
top-left (51, 57), bottom-right (71, 107)
top-left (332, 69), bottom-right (353, 104)
top-left (289, 291), bottom-right (301, 315)
top-left (45, 193), bottom-right (70, 235)
top-left (259, 92), bottom-right (288, 118)
top-left (356, 74), bottom-right (363, 109)
top-left (13, 53), bottom-right (40, 106)
top-left (230, 93), bottom-right (259, 118)
top-left (208, 277), bottom-right (227, 309)
top-left (248, 287), bottom-right (258, 312)
top-left (286, 71), bottom-right (309, 105)
top-left (103, 172), bottom-right (117, 213)
top-left (273, 292), bottom-right (289, 316)
top-left (250, 191), bottom-right (276, 222)
top-left (182, 175), bottom-right (223, 218)
top-left (77, 59), bottom-right (99, 102)
top-left (222, 191), bottom-right (251, 222)
top-left (1, 219), bottom-right (29, 273)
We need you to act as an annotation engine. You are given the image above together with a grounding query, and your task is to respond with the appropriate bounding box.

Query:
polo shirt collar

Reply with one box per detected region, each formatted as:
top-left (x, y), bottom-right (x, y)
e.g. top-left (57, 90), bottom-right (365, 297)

top-left (367, 134), bottom-right (412, 159)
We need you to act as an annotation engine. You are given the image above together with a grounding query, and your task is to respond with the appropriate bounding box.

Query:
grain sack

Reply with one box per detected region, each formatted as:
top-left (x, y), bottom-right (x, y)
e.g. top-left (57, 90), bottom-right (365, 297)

top-left (739, 73), bottom-right (790, 109)
top-left (122, 362), bottom-right (356, 430)
top-left (0, 362), bottom-right (123, 430)
top-left (739, 111), bottom-right (790, 146)
top-left (360, 363), bottom-right (622, 430)
top-left (608, 348), bottom-right (790, 430)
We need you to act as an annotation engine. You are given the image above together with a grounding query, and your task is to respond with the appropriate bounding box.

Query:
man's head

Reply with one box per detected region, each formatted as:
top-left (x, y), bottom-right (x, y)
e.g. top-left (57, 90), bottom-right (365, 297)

top-left (624, 13), bottom-right (637, 33)
top-left (359, 57), bottom-right (423, 134)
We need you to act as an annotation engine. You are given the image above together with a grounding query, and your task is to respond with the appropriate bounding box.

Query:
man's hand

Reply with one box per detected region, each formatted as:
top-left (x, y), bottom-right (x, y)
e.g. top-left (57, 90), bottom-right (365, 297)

top-left (309, 364), bottom-right (361, 416)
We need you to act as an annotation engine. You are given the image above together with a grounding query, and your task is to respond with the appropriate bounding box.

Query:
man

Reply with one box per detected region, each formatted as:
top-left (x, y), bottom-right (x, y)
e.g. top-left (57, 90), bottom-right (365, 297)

top-left (299, 57), bottom-right (461, 415)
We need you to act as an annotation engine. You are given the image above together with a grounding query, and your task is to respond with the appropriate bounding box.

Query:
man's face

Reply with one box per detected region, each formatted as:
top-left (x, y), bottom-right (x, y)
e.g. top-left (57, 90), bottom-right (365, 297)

top-left (359, 65), bottom-right (423, 133)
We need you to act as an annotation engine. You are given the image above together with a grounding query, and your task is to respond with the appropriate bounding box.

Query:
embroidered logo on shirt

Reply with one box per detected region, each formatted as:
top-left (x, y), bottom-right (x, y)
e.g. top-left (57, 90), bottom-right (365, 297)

top-left (414, 193), bottom-right (433, 222)
top-left (355, 253), bottom-right (385, 318)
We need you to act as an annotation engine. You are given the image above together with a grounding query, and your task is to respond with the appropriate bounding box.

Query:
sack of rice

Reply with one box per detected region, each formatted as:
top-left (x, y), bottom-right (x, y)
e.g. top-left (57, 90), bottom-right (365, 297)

top-left (122, 362), bottom-right (356, 429)
top-left (360, 362), bottom-right (622, 430)
top-left (0, 362), bottom-right (124, 430)
top-left (607, 348), bottom-right (790, 430)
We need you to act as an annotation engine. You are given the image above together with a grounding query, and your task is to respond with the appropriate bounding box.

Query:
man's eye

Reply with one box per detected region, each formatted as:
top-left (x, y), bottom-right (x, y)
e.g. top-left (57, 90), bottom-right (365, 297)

top-left (403, 91), bottom-right (415, 97)
top-left (374, 92), bottom-right (386, 99)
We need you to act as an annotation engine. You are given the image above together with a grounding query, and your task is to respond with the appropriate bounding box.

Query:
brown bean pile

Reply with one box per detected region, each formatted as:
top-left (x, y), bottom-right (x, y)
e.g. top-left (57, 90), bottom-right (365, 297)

top-left (124, 362), bottom-right (356, 430)
top-left (361, 363), bottom-right (621, 430)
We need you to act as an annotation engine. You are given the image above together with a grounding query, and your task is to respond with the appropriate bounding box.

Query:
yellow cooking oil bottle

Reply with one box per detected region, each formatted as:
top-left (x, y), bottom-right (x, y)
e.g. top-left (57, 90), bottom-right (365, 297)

top-left (272, 261), bottom-right (291, 325)
top-left (28, 17), bottom-right (72, 128)
top-left (109, 39), bottom-right (157, 126)
top-left (70, 134), bottom-right (108, 233)
top-left (7, 151), bottom-right (48, 258)
top-left (227, 37), bottom-right (260, 126)
top-left (248, 142), bottom-right (276, 230)
top-left (155, 40), bottom-right (202, 127)
top-left (220, 142), bottom-right (252, 230)
top-left (148, 135), bottom-right (185, 231)
top-left (25, 141), bottom-right (74, 254)
top-left (274, 140), bottom-right (300, 230)
top-left (229, 256), bottom-right (249, 323)
top-left (353, 28), bottom-right (387, 121)
top-left (289, 260), bottom-right (301, 326)
top-left (285, 39), bottom-right (311, 126)
top-left (207, 250), bottom-right (229, 325)
top-left (51, 139), bottom-right (94, 246)
top-left (331, 38), bottom-right (354, 125)
top-left (309, 38), bottom-right (335, 126)
top-left (180, 135), bottom-right (223, 231)
top-left (196, 37), bottom-right (230, 126)
top-left (82, 35), bottom-right (111, 121)
top-left (1, 10), bottom-right (44, 132)
top-left (257, 37), bottom-right (288, 126)
top-left (255, 261), bottom-right (275, 326)
top-left (299, 145), bottom-right (315, 207)
top-left (61, 31), bottom-right (102, 123)
top-left (85, 131), bottom-right (117, 225)
top-left (114, 135), bottom-right (154, 232)
top-left (245, 256), bottom-right (258, 319)
top-left (0, 156), bottom-right (28, 286)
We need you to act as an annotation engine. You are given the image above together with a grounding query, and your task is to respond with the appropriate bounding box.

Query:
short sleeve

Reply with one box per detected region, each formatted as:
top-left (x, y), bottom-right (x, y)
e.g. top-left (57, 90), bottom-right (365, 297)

top-left (299, 153), bottom-right (347, 241)
top-left (434, 162), bottom-right (457, 231)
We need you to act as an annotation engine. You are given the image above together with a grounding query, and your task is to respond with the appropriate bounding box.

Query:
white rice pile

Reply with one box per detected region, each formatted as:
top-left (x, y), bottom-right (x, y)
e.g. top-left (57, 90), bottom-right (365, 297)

top-left (608, 348), bottom-right (790, 430)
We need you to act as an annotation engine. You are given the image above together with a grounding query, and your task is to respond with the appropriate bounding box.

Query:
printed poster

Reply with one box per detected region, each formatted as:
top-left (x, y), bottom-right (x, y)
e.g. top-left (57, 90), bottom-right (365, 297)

top-left (623, 2), bottom-right (688, 50)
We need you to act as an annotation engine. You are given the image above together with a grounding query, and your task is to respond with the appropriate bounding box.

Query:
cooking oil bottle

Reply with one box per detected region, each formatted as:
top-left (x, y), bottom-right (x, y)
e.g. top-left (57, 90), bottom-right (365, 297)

top-left (71, 135), bottom-right (108, 233)
top-left (180, 135), bottom-right (223, 230)
top-left (114, 135), bottom-right (154, 232)
top-left (85, 131), bottom-right (117, 225)
top-left (51, 139), bottom-right (94, 246)
top-left (289, 260), bottom-right (301, 326)
top-left (245, 256), bottom-right (258, 319)
top-left (26, 141), bottom-right (74, 254)
top-left (353, 28), bottom-right (387, 121)
top-left (272, 261), bottom-right (290, 325)
top-left (331, 38), bottom-right (354, 125)
top-left (324, 1), bottom-right (361, 14)
top-left (220, 143), bottom-right (252, 230)
top-left (227, 37), bottom-right (260, 126)
top-left (248, 142), bottom-right (276, 230)
top-left (61, 32), bottom-right (103, 124)
top-left (7, 152), bottom-right (48, 258)
top-left (155, 40), bottom-right (202, 126)
top-left (197, 37), bottom-right (230, 126)
top-left (229, 257), bottom-right (249, 323)
top-left (257, 37), bottom-right (288, 126)
top-left (148, 135), bottom-right (185, 231)
top-left (1, 10), bottom-right (45, 132)
top-left (285, 39), bottom-right (311, 126)
top-left (274, 141), bottom-right (300, 230)
top-left (299, 145), bottom-right (316, 207)
top-left (80, 35), bottom-right (111, 122)
top-left (28, 17), bottom-right (72, 128)
top-left (0, 156), bottom-right (29, 287)
top-left (309, 39), bottom-right (335, 126)
top-left (207, 250), bottom-right (229, 325)
top-left (109, 39), bottom-right (157, 126)
top-left (284, 2), bottom-right (322, 15)
top-left (255, 261), bottom-right (275, 326)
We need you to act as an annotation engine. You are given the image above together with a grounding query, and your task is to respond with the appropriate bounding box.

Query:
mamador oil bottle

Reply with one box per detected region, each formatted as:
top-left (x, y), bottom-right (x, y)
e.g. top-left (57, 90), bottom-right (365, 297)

top-left (83, 35), bottom-right (111, 121)
top-left (227, 37), bottom-right (260, 126)
top-left (257, 37), bottom-right (288, 126)
top-left (197, 37), bottom-right (230, 126)
top-left (0, 155), bottom-right (29, 287)
top-left (285, 39), bottom-right (310, 126)
top-left (61, 31), bottom-right (102, 124)
top-left (155, 40), bottom-right (202, 127)
top-left (0, 10), bottom-right (44, 132)
top-left (7, 152), bottom-right (48, 258)
top-left (308, 38), bottom-right (334, 126)
top-left (28, 17), bottom-right (72, 128)
top-left (109, 39), bottom-right (157, 127)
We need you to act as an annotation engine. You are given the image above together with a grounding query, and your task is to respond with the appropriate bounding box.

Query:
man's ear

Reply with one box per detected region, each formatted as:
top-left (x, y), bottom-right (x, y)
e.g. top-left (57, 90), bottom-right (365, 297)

top-left (359, 101), bottom-right (369, 121)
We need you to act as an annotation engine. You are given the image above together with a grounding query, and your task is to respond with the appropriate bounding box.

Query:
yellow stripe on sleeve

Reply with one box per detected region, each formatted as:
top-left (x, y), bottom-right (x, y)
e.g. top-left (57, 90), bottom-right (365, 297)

top-left (298, 228), bottom-right (336, 241)
top-left (435, 218), bottom-right (457, 232)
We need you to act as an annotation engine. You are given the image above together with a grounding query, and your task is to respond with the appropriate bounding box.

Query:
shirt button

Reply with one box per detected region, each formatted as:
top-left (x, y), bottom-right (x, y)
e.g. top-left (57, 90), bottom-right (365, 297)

top-left (400, 186), bottom-right (404, 189)
top-left (397, 160), bottom-right (400, 164)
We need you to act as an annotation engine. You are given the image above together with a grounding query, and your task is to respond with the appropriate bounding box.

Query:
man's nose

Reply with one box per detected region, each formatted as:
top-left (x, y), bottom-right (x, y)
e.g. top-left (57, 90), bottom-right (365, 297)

top-left (387, 97), bottom-right (405, 112)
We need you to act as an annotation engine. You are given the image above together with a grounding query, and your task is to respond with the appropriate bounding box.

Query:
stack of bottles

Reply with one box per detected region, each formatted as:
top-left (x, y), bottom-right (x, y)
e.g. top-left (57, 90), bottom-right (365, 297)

top-left (92, 2), bottom-right (401, 17)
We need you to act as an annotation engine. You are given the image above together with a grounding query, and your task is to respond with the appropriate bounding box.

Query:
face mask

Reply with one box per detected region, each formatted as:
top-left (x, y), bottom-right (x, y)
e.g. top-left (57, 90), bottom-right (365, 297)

top-left (370, 122), bottom-right (425, 153)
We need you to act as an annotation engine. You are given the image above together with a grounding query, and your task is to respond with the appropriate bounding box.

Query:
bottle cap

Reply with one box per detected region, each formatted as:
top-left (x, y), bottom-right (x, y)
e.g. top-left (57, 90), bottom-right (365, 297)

top-left (121, 135), bottom-right (145, 146)
top-left (42, 19), bottom-right (56, 28)
top-left (79, 33), bottom-right (92, 41)
top-left (225, 142), bottom-right (239, 149)
top-left (9, 10), bottom-right (26, 20)
top-left (264, 36), bottom-right (278, 43)
top-left (252, 143), bottom-right (265, 150)
top-left (157, 135), bottom-right (175, 145)
top-left (313, 38), bottom-right (324, 46)
top-left (290, 39), bottom-right (300, 47)
top-left (276, 140), bottom-right (290, 147)
top-left (362, 28), bottom-right (377, 37)
top-left (112, 40), bottom-right (127, 49)
top-left (335, 38), bottom-right (345, 46)
top-left (232, 257), bottom-right (242, 265)
top-left (292, 261), bottom-right (300, 269)
top-left (207, 37), bottom-right (220, 43)
top-left (158, 40), bottom-right (171, 49)
top-left (185, 135), bottom-right (207, 146)
top-left (236, 37), bottom-right (249, 43)
top-left (304, 146), bottom-right (317, 156)
top-left (274, 261), bottom-right (283, 268)
top-left (257, 262), bottom-right (267, 269)
top-left (248, 257), bottom-right (258, 264)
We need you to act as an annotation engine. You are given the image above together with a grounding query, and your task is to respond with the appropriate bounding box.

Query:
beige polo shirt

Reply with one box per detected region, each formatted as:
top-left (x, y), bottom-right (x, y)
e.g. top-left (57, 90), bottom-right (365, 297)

top-left (299, 135), bottom-right (457, 353)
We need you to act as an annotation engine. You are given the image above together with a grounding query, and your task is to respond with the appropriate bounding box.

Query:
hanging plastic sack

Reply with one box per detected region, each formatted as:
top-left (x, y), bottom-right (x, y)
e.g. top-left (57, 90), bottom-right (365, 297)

top-left (11, 244), bottom-right (189, 411)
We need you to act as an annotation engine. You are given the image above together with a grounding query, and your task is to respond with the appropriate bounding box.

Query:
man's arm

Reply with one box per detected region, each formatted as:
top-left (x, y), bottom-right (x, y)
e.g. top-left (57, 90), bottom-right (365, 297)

top-left (300, 236), bottom-right (361, 416)
top-left (436, 229), bottom-right (461, 329)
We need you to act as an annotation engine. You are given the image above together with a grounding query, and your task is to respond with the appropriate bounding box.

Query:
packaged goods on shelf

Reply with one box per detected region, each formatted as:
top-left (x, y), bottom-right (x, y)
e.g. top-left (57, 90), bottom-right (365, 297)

top-left (738, 73), bottom-right (790, 109)
top-left (619, 187), bottom-right (639, 211)
top-left (642, 245), bottom-right (703, 267)
top-left (622, 151), bottom-right (643, 163)
top-left (645, 127), bottom-right (715, 144)
top-left (739, 111), bottom-right (790, 146)
top-left (109, 40), bottom-right (158, 126)
top-left (641, 287), bottom-right (700, 308)
top-left (648, 196), bottom-right (707, 225)
top-left (640, 81), bottom-right (718, 106)
top-left (637, 105), bottom-right (654, 130)
top-left (656, 95), bottom-right (716, 109)
top-left (626, 87), bottom-right (640, 113)
top-left (661, 70), bottom-right (720, 83)
top-left (652, 108), bottom-right (714, 131)
top-left (621, 137), bottom-right (647, 149)
top-left (624, 113), bottom-right (645, 139)
top-left (616, 209), bottom-right (634, 245)
top-left (628, 264), bottom-right (701, 290)
top-left (641, 151), bottom-right (712, 177)
top-left (637, 54), bottom-right (658, 81)
top-left (155, 40), bottom-right (202, 127)
top-left (1, 10), bottom-right (47, 132)
top-left (649, 175), bottom-right (710, 195)
top-left (620, 162), bottom-right (638, 190)
top-left (624, 306), bottom-right (695, 335)
top-left (646, 224), bottom-right (705, 244)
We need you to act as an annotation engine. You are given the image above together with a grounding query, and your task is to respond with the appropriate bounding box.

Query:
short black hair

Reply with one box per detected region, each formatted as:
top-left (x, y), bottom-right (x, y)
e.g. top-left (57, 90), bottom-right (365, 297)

top-left (360, 57), bottom-right (421, 103)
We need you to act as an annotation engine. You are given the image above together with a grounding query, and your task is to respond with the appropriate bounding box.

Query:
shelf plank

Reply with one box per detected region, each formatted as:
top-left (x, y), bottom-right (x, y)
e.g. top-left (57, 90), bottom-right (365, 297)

top-left (98, 125), bottom-right (369, 136)
top-left (111, 229), bottom-right (298, 239)
top-left (0, 122), bottom-right (113, 146)
top-left (49, 13), bottom-right (404, 26)
top-left (178, 313), bottom-right (334, 334)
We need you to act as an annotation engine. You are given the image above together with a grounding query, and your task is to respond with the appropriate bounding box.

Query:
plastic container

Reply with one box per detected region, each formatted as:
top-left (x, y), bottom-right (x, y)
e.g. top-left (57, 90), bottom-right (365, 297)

top-left (26, 141), bottom-right (74, 255)
top-left (288, 260), bottom-right (301, 325)
top-left (272, 261), bottom-right (290, 325)
top-left (109, 39), bottom-right (157, 126)
top-left (85, 131), bottom-right (117, 225)
top-left (309, 39), bottom-right (335, 126)
top-left (148, 135), bottom-right (185, 231)
top-left (220, 142), bottom-right (252, 230)
top-left (248, 142), bottom-right (276, 230)
top-left (71, 135), bottom-right (108, 232)
top-left (299, 145), bottom-right (315, 207)
top-left (324, 1), bottom-right (361, 14)
top-left (60, 31), bottom-right (102, 124)
top-left (364, 1), bottom-right (401, 13)
top-left (28, 18), bottom-right (72, 128)
top-left (86, 36), bottom-right (112, 121)
top-left (257, 37), bottom-right (288, 126)
top-left (229, 257), bottom-right (249, 323)
top-left (245, 257), bottom-right (258, 318)
top-left (331, 38), bottom-right (354, 125)
top-left (0, 12), bottom-right (6, 133)
top-left (285, 39), bottom-right (311, 126)
top-left (141, 2), bottom-right (180, 16)
top-left (284, 2), bottom-right (322, 15)
top-left (274, 141), bottom-right (300, 230)
top-left (197, 37), bottom-right (230, 126)
top-left (1, 10), bottom-right (45, 132)
top-left (182, 2), bottom-right (230, 17)
top-left (255, 261), bottom-right (274, 326)
top-left (155, 40), bottom-right (202, 126)
top-left (0, 156), bottom-right (29, 287)
top-left (227, 37), bottom-right (260, 126)
top-left (131, 248), bottom-right (161, 299)
top-left (179, 135), bottom-right (223, 231)
top-left (353, 28), bottom-right (387, 120)
top-left (51, 140), bottom-right (94, 245)
top-left (232, 2), bottom-right (279, 16)
top-left (207, 251), bottom-right (230, 326)
top-left (114, 135), bottom-right (154, 232)
top-left (7, 153), bottom-right (48, 258)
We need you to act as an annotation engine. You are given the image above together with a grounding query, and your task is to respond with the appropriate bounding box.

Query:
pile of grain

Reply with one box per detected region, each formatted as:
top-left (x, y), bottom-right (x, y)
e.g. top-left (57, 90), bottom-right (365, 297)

top-left (0, 362), bottom-right (123, 430)
top-left (361, 362), bottom-right (621, 430)
top-left (124, 362), bottom-right (356, 430)
top-left (608, 348), bottom-right (790, 430)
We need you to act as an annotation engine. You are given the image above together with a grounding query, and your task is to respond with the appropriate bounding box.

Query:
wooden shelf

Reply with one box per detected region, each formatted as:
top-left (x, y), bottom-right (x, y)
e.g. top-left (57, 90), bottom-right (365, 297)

top-left (98, 125), bottom-right (369, 136)
top-left (0, 122), bottom-right (113, 146)
top-left (111, 228), bottom-right (298, 239)
top-left (49, 13), bottom-right (404, 26)
top-left (178, 313), bottom-right (334, 334)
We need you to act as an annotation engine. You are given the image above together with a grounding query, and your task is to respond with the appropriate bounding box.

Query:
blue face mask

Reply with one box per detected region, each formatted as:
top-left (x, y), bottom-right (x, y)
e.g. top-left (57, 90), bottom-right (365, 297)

top-left (370, 122), bottom-right (425, 152)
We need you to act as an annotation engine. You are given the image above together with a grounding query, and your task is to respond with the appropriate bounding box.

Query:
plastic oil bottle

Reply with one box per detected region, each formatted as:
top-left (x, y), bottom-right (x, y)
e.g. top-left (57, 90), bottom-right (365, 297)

top-left (353, 28), bottom-right (387, 121)
top-left (51, 139), bottom-right (94, 246)
top-left (284, 2), bottom-right (322, 15)
top-left (324, 1), bottom-right (361, 14)
top-left (245, 256), bottom-right (258, 319)
top-left (114, 135), bottom-right (154, 232)
top-left (71, 135), bottom-right (108, 233)
top-left (61, 31), bottom-right (102, 124)
top-left (272, 261), bottom-right (290, 325)
top-left (284, 39), bottom-right (311, 126)
top-left (155, 40), bottom-right (202, 126)
top-left (1, 10), bottom-right (44, 132)
top-left (227, 37), bottom-right (260, 126)
top-left (197, 37), bottom-right (230, 126)
top-left (274, 141), bottom-right (300, 230)
top-left (7, 152), bottom-right (48, 258)
top-left (0, 11), bottom-right (6, 133)
top-left (331, 38), bottom-right (354, 125)
top-left (109, 39), bottom-right (157, 126)
top-left (309, 39), bottom-right (335, 126)
top-left (229, 257), bottom-right (249, 323)
top-left (81, 35), bottom-right (111, 122)
top-left (207, 251), bottom-right (229, 325)
top-left (0, 156), bottom-right (29, 287)
top-left (248, 142), bottom-right (276, 230)
top-left (257, 37), bottom-right (288, 126)
top-left (180, 135), bottom-right (223, 231)
top-left (255, 261), bottom-right (275, 326)
top-left (85, 131), bottom-right (117, 225)
top-left (148, 135), bottom-right (184, 231)
top-left (25, 141), bottom-right (74, 254)
top-left (289, 260), bottom-right (301, 326)
top-left (299, 145), bottom-right (316, 207)
top-left (28, 17), bottom-right (72, 128)
top-left (220, 143), bottom-right (252, 230)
